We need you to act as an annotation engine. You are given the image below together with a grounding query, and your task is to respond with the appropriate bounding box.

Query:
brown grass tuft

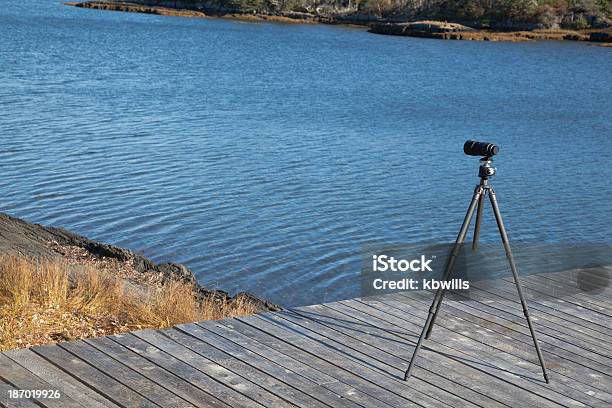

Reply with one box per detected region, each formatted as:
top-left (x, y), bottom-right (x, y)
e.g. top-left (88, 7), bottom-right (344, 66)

top-left (0, 255), bottom-right (258, 351)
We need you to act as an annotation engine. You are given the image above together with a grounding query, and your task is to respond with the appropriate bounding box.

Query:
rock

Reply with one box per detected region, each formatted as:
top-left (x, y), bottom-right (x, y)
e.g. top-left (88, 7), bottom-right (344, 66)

top-left (589, 32), bottom-right (612, 42)
top-left (234, 292), bottom-right (282, 312)
top-left (156, 262), bottom-right (196, 284)
top-left (280, 11), bottom-right (315, 20)
top-left (195, 287), bottom-right (231, 303)
top-left (591, 17), bottom-right (611, 29)
top-left (370, 22), bottom-right (406, 35)
top-left (490, 21), bottom-right (545, 31)
top-left (193, 287), bottom-right (282, 312)
top-left (0, 212), bottom-right (280, 313)
top-left (291, 6), bottom-right (311, 14)
top-left (370, 21), bottom-right (476, 37)
top-left (0, 213), bottom-right (195, 282)
top-left (563, 33), bottom-right (587, 41)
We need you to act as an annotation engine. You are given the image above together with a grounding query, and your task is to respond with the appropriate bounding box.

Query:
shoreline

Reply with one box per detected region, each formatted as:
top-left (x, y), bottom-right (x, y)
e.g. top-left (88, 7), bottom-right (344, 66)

top-left (65, 1), bottom-right (325, 25)
top-left (0, 212), bottom-right (279, 311)
top-left (0, 212), bottom-right (280, 350)
top-left (66, 1), bottom-right (612, 45)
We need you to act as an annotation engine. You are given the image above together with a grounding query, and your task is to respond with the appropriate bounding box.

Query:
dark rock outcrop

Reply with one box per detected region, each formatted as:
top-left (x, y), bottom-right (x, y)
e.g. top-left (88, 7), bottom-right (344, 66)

top-left (370, 21), bottom-right (476, 36)
top-left (195, 288), bottom-right (281, 312)
top-left (0, 212), bottom-right (192, 283)
top-left (589, 32), bottom-right (612, 42)
top-left (0, 212), bottom-right (281, 311)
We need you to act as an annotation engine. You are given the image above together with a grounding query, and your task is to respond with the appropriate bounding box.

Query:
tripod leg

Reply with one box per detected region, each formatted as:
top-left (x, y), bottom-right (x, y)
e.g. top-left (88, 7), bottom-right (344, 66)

top-left (426, 185), bottom-right (485, 340)
top-left (488, 188), bottom-right (550, 383)
top-left (404, 185), bottom-right (483, 380)
top-left (472, 191), bottom-right (486, 251)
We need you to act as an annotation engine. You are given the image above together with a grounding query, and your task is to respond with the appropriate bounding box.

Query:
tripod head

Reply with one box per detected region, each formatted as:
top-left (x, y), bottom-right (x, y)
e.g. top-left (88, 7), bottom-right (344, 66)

top-left (478, 157), bottom-right (496, 179)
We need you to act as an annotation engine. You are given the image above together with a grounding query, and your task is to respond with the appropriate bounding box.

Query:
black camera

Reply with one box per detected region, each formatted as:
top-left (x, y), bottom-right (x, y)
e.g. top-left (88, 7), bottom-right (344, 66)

top-left (464, 140), bottom-right (499, 157)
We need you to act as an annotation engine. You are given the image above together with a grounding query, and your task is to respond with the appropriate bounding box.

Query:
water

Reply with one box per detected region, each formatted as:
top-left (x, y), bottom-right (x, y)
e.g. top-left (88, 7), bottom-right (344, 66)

top-left (1, 1), bottom-right (611, 306)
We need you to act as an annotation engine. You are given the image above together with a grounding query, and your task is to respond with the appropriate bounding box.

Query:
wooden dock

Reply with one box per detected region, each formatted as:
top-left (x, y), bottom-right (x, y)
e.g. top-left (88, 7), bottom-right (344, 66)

top-left (1, 268), bottom-right (610, 407)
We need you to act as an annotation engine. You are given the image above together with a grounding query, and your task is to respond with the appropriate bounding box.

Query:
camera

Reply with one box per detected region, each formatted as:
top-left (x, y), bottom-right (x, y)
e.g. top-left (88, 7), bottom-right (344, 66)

top-left (464, 140), bottom-right (499, 157)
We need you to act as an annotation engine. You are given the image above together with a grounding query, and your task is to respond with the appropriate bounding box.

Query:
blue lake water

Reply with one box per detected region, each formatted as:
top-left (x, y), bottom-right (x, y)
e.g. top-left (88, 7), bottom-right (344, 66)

top-left (1, 1), bottom-right (611, 306)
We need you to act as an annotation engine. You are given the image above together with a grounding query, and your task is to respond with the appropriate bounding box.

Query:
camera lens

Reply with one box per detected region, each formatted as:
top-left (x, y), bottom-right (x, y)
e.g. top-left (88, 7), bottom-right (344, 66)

top-left (464, 140), bottom-right (499, 157)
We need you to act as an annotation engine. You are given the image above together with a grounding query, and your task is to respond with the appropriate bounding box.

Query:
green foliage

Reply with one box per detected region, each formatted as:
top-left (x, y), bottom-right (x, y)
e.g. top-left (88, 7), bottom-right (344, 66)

top-left (575, 14), bottom-right (590, 27)
top-left (228, 0), bottom-right (266, 11)
top-left (353, 0), bottom-right (610, 26)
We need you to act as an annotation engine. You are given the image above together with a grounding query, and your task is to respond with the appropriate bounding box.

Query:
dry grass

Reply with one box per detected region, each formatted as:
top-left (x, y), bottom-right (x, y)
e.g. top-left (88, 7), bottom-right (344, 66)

top-left (0, 255), bottom-right (258, 351)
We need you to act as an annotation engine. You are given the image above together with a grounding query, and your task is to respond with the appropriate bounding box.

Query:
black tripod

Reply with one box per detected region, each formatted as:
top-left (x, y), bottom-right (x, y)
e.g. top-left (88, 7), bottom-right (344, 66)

top-left (403, 156), bottom-right (549, 383)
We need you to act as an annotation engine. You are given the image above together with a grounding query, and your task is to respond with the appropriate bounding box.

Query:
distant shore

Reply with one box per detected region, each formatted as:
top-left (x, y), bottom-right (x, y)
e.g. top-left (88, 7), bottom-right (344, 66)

top-left (66, 1), bottom-right (611, 45)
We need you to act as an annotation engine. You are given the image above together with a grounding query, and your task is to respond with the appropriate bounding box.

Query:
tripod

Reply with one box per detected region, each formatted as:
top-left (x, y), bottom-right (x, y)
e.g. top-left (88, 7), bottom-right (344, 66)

top-left (403, 156), bottom-right (549, 383)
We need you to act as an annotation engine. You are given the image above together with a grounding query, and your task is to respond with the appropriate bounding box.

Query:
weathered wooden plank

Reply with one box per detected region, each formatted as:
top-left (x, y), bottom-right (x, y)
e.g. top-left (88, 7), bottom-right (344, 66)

top-left (276, 309), bottom-right (498, 408)
top-left (249, 313), bottom-right (464, 408)
top-left (384, 294), bottom-right (612, 406)
top-left (471, 280), bottom-right (612, 334)
top-left (421, 293), bottom-right (612, 373)
top-left (376, 294), bottom-right (605, 402)
top-left (470, 285), bottom-right (612, 348)
top-left (32, 343), bottom-right (156, 408)
top-left (60, 340), bottom-right (191, 408)
top-left (408, 286), bottom-right (612, 358)
top-left (173, 323), bottom-right (324, 389)
top-left (198, 320), bottom-right (337, 385)
top-left (321, 300), bottom-right (572, 408)
top-left (542, 268), bottom-right (610, 283)
top-left (355, 295), bottom-right (612, 406)
top-left (0, 354), bottom-right (84, 408)
top-left (195, 319), bottom-right (368, 408)
top-left (373, 295), bottom-right (611, 404)
top-left (465, 282), bottom-right (612, 347)
top-left (515, 274), bottom-right (611, 315)
top-left (293, 302), bottom-right (552, 408)
top-left (236, 315), bottom-right (424, 408)
top-left (393, 290), bottom-right (612, 372)
top-left (282, 306), bottom-right (506, 408)
top-left (533, 274), bottom-right (611, 312)
top-left (3, 348), bottom-right (118, 408)
top-left (458, 281), bottom-right (612, 348)
top-left (436, 289), bottom-right (611, 364)
top-left (84, 336), bottom-right (226, 408)
top-left (505, 274), bottom-right (610, 313)
top-left (0, 378), bottom-right (43, 408)
top-left (317, 301), bottom-right (575, 408)
top-left (532, 269), bottom-right (611, 301)
top-left (342, 298), bottom-right (584, 408)
top-left (216, 318), bottom-right (399, 408)
top-left (164, 325), bottom-right (334, 408)
top-left (135, 329), bottom-right (291, 407)
top-left (530, 268), bottom-right (612, 297)
top-left (110, 331), bottom-right (261, 408)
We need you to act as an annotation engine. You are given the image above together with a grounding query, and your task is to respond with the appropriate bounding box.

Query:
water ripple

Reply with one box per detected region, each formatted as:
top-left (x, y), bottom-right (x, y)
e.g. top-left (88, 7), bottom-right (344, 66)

top-left (1, 0), bottom-right (611, 306)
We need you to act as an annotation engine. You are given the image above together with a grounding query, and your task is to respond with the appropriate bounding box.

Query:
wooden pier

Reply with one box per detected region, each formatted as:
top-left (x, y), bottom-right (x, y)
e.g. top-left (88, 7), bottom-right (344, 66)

top-left (1, 268), bottom-right (610, 407)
